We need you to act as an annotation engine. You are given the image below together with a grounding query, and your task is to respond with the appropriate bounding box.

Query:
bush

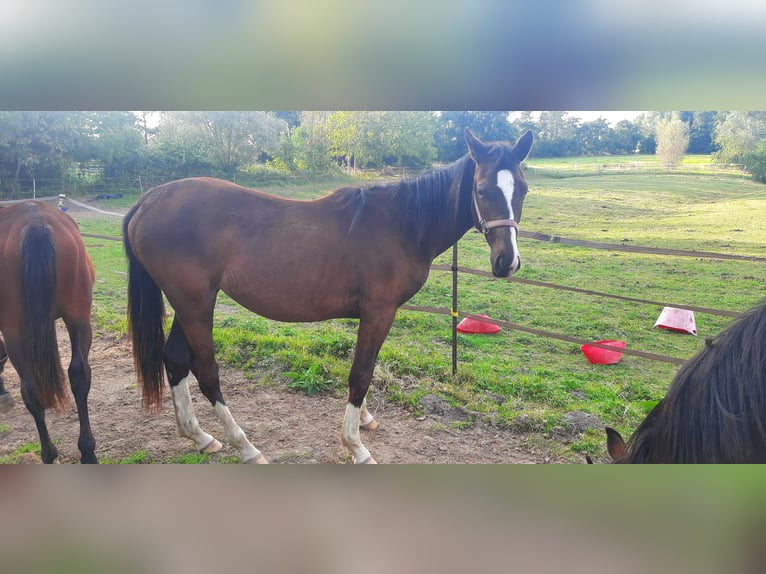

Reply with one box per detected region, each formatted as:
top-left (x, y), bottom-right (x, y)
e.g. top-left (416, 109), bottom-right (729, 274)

top-left (740, 143), bottom-right (766, 183)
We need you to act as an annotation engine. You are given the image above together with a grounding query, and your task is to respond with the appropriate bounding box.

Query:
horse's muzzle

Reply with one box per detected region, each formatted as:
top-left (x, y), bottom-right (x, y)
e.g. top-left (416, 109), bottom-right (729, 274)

top-left (493, 253), bottom-right (521, 277)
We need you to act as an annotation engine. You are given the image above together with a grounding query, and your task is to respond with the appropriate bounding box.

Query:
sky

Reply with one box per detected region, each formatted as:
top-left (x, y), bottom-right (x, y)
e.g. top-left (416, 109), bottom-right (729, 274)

top-left (137, 111), bottom-right (646, 129)
top-left (567, 111), bottom-right (645, 125)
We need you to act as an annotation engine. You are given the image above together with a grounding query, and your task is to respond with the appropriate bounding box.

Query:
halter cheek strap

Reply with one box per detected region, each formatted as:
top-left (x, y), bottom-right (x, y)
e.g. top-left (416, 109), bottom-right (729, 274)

top-left (472, 190), bottom-right (519, 236)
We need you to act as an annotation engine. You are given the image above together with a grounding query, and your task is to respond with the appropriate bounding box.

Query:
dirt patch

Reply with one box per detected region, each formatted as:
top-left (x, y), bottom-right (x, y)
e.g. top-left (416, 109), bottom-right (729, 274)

top-left (0, 324), bottom-right (575, 464)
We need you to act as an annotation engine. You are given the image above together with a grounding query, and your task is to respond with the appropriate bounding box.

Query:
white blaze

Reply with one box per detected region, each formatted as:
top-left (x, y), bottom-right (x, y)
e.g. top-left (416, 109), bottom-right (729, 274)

top-left (496, 170), bottom-right (520, 262)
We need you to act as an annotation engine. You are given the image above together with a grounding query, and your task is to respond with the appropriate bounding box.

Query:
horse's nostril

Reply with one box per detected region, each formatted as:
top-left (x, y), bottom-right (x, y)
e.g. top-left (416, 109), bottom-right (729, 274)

top-left (494, 253), bottom-right (507, 270)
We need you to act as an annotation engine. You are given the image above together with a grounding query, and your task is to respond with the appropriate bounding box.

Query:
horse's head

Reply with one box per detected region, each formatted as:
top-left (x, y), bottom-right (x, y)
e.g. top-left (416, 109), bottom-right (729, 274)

top-left (465, 127), bottom-right (534, 277)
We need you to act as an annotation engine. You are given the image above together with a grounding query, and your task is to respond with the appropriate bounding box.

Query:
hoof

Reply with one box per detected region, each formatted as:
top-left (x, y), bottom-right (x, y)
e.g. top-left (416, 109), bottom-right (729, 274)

top-left (360, 419), bottom-right (378, 431)
top-left (244, 453), bottom-right (269, 464)
top-left (201, 438), bottom-right (223, 454)
top-left (0, 393), bottom-right (14, 414)
top-left (358, 455), bottom-right (378, 464)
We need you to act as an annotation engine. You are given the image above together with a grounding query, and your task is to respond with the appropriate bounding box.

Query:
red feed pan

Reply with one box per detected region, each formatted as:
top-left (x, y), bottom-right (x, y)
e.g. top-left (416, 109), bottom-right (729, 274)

top-left (456, 314), bottom-right (501, 334)
top-left (580, 340), bottom-right (626, 365)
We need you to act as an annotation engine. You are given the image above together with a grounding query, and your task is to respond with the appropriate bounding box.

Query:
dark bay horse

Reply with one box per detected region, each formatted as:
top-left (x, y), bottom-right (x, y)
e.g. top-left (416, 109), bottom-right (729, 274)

top-left (0, 201), bottom-right (96, 463)
top-left (601, 300), bottom-right (766, 463)
top-left (123, 128), bottom-right (533, 463)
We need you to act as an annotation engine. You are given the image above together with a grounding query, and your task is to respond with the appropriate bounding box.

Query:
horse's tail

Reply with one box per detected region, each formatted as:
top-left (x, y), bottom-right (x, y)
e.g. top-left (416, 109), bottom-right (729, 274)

top-left (20, 224), bottom-right (68, 409)
top-left (123, 205), bottom-right (166, 411)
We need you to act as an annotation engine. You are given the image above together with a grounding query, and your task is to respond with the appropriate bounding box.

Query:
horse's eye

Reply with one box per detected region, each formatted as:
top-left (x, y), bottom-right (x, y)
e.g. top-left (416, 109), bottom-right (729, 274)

top-left (476, 186), bottom-right (487, 196)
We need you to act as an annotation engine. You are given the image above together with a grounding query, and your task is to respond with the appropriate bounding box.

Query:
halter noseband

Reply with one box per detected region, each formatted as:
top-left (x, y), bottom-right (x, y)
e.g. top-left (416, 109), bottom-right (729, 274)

top-left (472, 187), bottom-right (519, 236)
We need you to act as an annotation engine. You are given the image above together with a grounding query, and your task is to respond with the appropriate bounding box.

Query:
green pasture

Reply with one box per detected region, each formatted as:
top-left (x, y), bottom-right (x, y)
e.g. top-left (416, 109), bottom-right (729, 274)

top-left (74, 164), bottom-right (766, 462)
top-left (528, 154), bottom-right (748, 178)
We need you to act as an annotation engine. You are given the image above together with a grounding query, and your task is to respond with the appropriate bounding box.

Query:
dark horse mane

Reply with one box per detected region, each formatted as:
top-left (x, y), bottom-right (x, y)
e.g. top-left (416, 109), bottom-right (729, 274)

top-left (393, 153), bottom-right (476, 235)
top-left (330, 154), bottom-right (476, 244)
top-left (621, 300), bottom-right (766, 463)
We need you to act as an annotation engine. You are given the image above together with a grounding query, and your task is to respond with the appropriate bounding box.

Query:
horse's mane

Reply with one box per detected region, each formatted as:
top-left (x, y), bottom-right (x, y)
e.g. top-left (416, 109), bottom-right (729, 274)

top-left (335, 154), bottom-right (476, 243)
top-left (393, 154), bottom-right (475, 233)
top-left (623, 300), bottom-right (766, 463)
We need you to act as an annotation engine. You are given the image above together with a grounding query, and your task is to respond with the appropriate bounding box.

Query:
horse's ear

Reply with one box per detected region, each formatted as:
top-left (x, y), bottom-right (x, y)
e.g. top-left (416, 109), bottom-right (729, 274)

top-left (605, 427), bottom-right (628, 461)
top-left (465, 127), bottom-right (489, 163)
top-left (513, 129), bottom-right (534, 162)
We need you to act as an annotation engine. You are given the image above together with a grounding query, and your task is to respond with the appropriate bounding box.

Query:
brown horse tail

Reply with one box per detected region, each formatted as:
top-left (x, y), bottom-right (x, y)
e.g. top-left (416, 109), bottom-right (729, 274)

top-left (20, 224), bottom-right (68, 409)
top-left (123, 206), bottom-right (166, 411)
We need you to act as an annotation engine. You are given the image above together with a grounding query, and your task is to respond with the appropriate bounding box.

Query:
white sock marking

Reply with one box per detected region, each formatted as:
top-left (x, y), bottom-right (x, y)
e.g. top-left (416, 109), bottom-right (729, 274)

top-left (170, 377), bottom-right (217, 451)
top-left (342, 403), bottom-right (372, 463)
top-left (214, 402), bottom-right (261, 462)
top-left (360, 397), bottom-right (375, 427)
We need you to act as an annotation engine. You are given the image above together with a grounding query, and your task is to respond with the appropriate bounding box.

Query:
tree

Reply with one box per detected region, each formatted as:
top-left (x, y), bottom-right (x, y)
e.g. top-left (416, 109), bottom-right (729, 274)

top-left (611, 120), bottom-right (642, 154)
top-left (685, 111), bottom-right (719, 154)
top-left (379, 111), bottom-right (436, 168)
top-left (271, 111), bottom-right (337, 174)
top-left (435, 111), bottom-right (517, 162)
top-left (578, 118), bottom-right (613, 155)
top-left (0, 111), bottom-right (86, 195)
top-left (327, 111), bottom-right (398, 172)
top-left (713, 111), bottom-right (766, 163)
top-left (183, 111), bottom-right (287, 176)
top-left (741, 142), bottom-right (766, 183)
top-left (141, 112), bottom-right (216, 181)
top-left (78, 112), bottom-right (144, 179)
top-left (713, 111), bottom-right (766, 182)
top-left (531, 111), bottom-right (580, 157)
top-left (655, 114), bottom-right (689, 164)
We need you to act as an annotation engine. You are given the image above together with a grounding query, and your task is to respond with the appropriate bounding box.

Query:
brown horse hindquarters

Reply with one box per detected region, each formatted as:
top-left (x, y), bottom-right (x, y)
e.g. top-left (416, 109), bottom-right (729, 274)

top-left (0, 202), bottom-right (96, 463)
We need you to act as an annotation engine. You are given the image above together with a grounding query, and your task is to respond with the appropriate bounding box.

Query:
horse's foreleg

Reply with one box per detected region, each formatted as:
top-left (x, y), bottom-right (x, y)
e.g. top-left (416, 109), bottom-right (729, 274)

top-left (342, 310), bottom-right (396, 463)
top-left (65, 320), bottom-right (97, 464)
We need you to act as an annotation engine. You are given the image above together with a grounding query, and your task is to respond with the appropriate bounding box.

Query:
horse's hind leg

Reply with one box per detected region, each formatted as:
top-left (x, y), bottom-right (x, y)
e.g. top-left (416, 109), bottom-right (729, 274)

top-left (164, 318), bottom-right (222, 454)
top-left (65, 320), bottom-right (97, 463)
top-left (0, 337), bottom-right (14, 413)
top-left (7, 339), bottom-right (58, 463)
top-left (175, 316), bottom-right (266, 464)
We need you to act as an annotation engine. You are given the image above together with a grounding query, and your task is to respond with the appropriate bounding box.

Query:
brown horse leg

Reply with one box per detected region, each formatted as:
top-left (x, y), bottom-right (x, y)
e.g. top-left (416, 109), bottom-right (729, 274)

top-left (341, 309), bottom-right (396, 463)
top-left (164, 319), bottom-right (222, 454)
top-left (0, 338), bottom-right (14, 413)
top-left (10, 361), bottom-right (57, 464)
top-left (4, 336), bottom-right (57, 462)
top-left (65, 320), bottom-right (97, 464)
top-left (175, 315), bottom-right (266, 463)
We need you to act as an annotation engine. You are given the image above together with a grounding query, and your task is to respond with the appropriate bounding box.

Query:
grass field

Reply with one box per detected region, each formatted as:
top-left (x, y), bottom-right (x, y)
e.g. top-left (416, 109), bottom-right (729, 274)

top-left (73, 159), bottom-right (766, 461)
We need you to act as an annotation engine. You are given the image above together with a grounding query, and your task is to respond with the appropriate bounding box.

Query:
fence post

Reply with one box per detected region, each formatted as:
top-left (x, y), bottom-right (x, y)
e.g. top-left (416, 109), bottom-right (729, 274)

top-left (452, 241), bottom-right (458, 376)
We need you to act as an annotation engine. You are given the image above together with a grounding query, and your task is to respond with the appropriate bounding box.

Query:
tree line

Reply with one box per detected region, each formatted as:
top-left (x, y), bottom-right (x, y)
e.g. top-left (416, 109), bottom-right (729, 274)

top-left (1, 110), bottom-right (765, 197)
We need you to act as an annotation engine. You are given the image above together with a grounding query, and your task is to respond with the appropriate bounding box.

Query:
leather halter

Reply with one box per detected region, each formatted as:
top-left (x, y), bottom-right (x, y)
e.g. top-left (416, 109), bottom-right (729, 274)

top-left (472, 187), bottom-right (519, 236)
